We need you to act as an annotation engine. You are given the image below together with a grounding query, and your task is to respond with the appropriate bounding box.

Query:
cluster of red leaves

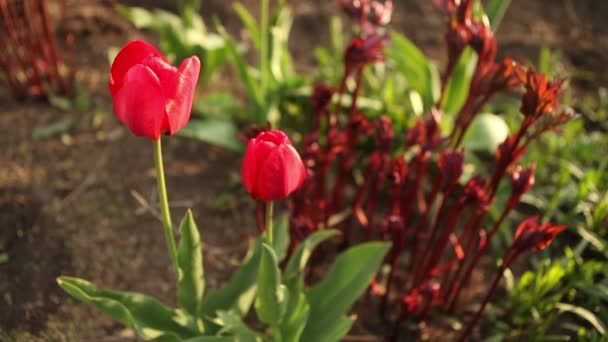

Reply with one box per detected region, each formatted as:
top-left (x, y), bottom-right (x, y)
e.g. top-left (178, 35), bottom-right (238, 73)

top-left (0, 0), bottom-right (75, 100)
top-left (288, 0), bottom-right (573, 340)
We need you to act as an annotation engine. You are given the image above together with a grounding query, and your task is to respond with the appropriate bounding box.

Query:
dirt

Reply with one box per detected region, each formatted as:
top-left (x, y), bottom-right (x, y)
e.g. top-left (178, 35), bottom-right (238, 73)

top-left (1, 0), bottom-right (607, 341)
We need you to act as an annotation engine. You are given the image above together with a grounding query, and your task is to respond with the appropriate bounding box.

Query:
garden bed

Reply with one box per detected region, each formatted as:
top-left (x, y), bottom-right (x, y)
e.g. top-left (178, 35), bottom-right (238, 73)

top-left (1, 0), bottom-right (607, 340)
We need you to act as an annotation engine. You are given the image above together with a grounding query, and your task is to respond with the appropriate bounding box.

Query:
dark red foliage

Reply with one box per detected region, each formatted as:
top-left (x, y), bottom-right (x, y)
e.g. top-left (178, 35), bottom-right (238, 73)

top-left (0, 0), bottom-right (75, 100)
top-left (520, 68), bottom-right (565, 118)
top-left (284, 2), bottom-right (572, 340)
top-left (344, 34), bottom-right (387, 73)
top-left (508, 165), bottom-right (536, 209)
top-left (513, 216), bottom-right (566, 252)
top-left (339, 0), bottom-right (393, 35)
top-left (438, 149), bottom-right (464, 191)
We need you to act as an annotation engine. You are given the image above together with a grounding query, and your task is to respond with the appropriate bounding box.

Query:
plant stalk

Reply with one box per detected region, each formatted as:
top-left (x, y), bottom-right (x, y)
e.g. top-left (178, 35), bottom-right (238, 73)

top-left (154, 138), bottom-right (179, 273)
top-left (266, 200), bottom-right (274, 244)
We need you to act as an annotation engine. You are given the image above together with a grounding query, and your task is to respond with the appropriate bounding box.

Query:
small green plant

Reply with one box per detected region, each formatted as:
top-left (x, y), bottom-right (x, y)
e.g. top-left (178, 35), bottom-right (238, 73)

top-left (217, 0), bottom-right (306, 128)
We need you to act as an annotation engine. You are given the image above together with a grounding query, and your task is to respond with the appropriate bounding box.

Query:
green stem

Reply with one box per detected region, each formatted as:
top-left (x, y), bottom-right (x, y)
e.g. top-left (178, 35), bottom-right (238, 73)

top-left (265, 201), bottom-right (274, 245)
top-left (154, 138), bottom-right (179, 273)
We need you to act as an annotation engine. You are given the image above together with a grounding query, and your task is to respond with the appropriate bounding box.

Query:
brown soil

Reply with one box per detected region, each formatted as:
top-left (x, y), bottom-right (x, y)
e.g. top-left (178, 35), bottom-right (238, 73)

top-left (1, 0), bottom-right (607, 341)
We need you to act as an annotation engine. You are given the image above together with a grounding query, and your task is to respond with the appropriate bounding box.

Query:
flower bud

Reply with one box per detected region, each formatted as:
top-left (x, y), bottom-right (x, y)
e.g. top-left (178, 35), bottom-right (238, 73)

top-left (507, 165), bottom-right (535, 209)
top-left (513, 216), bottom-right (566, 252)
top-left (241, 130), bottom-right (307, 201)
top-left (344, 34), bottom-right (386, 72)
top-left (438, 149), bottom-right (464, 190)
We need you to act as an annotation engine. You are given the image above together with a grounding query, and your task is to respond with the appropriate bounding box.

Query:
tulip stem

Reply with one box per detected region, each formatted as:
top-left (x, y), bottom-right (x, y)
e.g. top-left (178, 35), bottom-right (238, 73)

top-left (154, 138), bottom-right (179, 273)
top-left (265, 201), bottom-right (274, 245)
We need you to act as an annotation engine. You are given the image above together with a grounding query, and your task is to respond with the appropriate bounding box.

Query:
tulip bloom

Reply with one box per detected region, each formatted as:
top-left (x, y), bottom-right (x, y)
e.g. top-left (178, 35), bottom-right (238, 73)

top-left (109, 40), bottom-right (201, 140)
top-left (242, 130), bottom-right (307, 201)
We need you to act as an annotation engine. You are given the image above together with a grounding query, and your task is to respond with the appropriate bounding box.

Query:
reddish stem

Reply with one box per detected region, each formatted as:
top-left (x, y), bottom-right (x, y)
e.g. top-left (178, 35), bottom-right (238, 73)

top-left (447, 202), bottom-right (511, 311)
top-left (456, 249), bottom-right (521, 342)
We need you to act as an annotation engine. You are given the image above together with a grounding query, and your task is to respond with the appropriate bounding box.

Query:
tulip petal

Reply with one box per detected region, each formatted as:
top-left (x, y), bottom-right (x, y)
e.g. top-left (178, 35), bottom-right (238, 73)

top-left (141, 56), bottom-right (179, 87)
top-left (242, 139), bottom-right (259, 197)
top-left (241, 139), bottom-right (279, 199)
top-left (113, 64), bottom-right (167, 140)
top-left (256, 130), bottom-right (290, 145)
top-left (257, 144), bottom-right (307, 201)
top-left (109, 40), bottom-right (167, 96)
top-left (163, 56), bottom-right (201, 135)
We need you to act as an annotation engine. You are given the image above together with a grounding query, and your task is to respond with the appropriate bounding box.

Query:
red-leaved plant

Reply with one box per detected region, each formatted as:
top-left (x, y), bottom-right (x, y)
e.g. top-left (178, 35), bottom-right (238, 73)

top-left (0, 0), bottom-right (75, 100)
top-left (286, 0), bottom-right (573, 339)
top-left (58, 39), bottom-right (390, 342)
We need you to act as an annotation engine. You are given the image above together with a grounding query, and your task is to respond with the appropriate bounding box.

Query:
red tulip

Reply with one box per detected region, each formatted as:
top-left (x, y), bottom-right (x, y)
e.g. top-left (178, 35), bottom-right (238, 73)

top-left (109, 40), bottom-right (201, 140)
top-left (242, 130), bottom-right (307, 201)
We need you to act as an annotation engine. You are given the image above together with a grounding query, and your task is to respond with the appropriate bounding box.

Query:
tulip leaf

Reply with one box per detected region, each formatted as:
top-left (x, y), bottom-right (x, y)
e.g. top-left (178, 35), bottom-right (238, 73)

top-left (57, 277), bottom-right (199, 340)
top-left (255, 243), bottom-right (288, 325)
top-left (202, 239), bottom-right (262, 322)
top-left (300, 242), bottom-right (390, 342)
top-left (310, 316), bottom-right (355, 342)
top-left (284, 229), bottom-right (339, 282)
top-left (278, 286), bottom-right (310, 342)
top-left (182, 337), bottom-right (236, 342)
top-left (441, 47), bottom-right (478, 117)
top-left (177, 210), bottom-right (205, 328)
top-left (214, 311), bottom-right (264, 342)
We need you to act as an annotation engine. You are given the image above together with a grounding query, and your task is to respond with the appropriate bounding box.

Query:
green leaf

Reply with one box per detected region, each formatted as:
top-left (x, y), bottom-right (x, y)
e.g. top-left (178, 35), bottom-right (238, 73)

top-left (278, 287), bottom-right (310, 342)
top-left (301, 242), bottom-right (390, 342)
top-left (269, 5), bottom-right (293, 83)
top-left (318, 316), bottom-right (355, 342)
top-left (177, 210), bottom-right (205, 327)
top-left (32, 118), bottom-right (73, 140)
top-left (255, 243), bottom-right (287, 325)
top-left (556, 303), bottom-right (607, 335)
top-left (214, 311), bottom-right (263, 342)
top-left (177, 0), bottom-right (202, 27)
top-left (57, 277), bottom-right (198, 340)
top-left (179, 119), bottom-right (243, 153)
top-left (183, 337), bottom-right (236, 342)
top-left (387, 32), bottom-right (439, 110)
top-left (155, 334), bottom-right (236, 342)
top-left (284, 230), bottom-right (339, 282)
top-left (197, 38), bottom-right (229, 84)
top-left (202, 239), bottom-right (262, 319)
top-left (233, 3), bottom-right (260, 51)
top-left (485, 0), bottom-right (511, 31)
top-left (441, 47), bottom-right (478, 116)
top-left (193, 92), bottom-right (241, 119)
top-left (462, 113), bottom-right (510, 152)
top-left (216, 25), bottom-right (264, 121)
top-left (117, 5), bottom-right (158, 30)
